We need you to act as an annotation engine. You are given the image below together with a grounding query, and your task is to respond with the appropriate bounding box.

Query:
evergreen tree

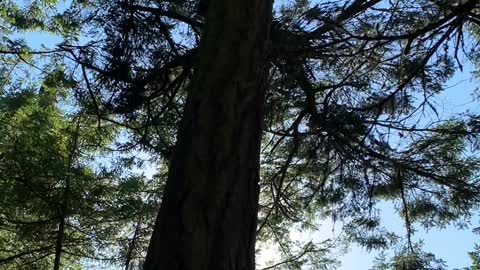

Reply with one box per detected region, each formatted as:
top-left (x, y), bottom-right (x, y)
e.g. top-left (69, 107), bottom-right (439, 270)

top-left (467, 245), bottom-right (480, 270)
top-left (0, 69), bottom-right (161, 269)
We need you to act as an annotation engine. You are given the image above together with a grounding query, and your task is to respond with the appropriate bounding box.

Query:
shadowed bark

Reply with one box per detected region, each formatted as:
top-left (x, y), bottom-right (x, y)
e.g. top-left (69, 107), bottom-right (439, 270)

top-left (143, 0), bottom-right (273, 269)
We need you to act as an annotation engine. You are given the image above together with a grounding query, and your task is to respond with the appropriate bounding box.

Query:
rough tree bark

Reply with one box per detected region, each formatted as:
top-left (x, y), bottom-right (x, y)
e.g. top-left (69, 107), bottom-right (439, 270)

top-left (143, 0), bottom-right (273, 269)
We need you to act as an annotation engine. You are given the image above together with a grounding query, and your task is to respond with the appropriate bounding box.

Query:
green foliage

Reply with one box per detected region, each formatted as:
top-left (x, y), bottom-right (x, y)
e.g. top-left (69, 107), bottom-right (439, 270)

top-left (0, 85), bottom-right (162, 269)
top-left (469, 245), bottom-right (480, 270)
top-left (372, 243), bottom-right (448, 270)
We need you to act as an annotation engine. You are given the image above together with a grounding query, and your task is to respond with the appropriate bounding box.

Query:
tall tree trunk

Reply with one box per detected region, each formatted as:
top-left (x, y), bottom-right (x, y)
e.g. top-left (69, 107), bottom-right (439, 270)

top-left (124, 221), bottom-right (141, 270)
top-left (53, 213), bottom-right (65, 270)
top-left (54, 117), bottom-right (81, 270)
top-left (143, 0), bottom-right (273, 269)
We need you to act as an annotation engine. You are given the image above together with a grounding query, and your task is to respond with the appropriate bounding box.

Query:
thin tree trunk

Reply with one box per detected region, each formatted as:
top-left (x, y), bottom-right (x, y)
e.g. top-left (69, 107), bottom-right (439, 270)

top-left (143, 0), bottom-right (273, 269)
top-left (124, 221), bottom-right (141, 270)
top-left (53, 214), bottom-right (65, 270)
top-left (53, 117), bottom-right (81, 270)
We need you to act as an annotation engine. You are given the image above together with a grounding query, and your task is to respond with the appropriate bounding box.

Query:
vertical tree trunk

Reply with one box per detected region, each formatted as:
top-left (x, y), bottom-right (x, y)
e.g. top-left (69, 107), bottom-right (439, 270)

top-left (53, 213), bottom-right (65, 270)
top-left (125, 221), bottom-right (141, 270)
top-left (143, 0), bottom-right (273, 269)
top-left (53, 117), bottom-right (81, 270)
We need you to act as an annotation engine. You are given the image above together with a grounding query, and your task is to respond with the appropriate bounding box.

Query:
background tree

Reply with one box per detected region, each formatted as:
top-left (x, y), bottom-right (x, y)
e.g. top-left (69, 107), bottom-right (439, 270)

top-left (465, 245), bottom-right (480, 270)
top-left (0, 65), bottom-right (162, 269)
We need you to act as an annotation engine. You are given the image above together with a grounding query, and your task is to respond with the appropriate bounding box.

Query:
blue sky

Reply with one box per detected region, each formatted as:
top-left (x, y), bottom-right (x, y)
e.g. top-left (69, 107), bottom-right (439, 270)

top-left (13, 2), bottom-right (480, 269)
top-left (339, 63), bottom-right (480, 269)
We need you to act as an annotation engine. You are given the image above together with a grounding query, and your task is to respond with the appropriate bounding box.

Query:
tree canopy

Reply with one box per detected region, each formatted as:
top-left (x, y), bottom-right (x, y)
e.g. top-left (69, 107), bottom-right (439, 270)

top-left (1, 0), bottom-right (480, 269)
